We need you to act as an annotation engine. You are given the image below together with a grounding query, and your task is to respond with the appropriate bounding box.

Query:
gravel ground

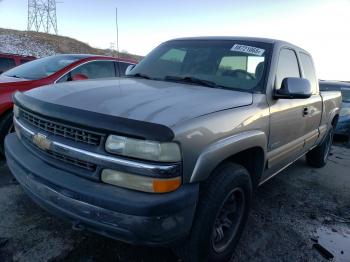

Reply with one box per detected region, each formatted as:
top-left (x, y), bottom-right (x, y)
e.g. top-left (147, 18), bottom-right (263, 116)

top-left (0, 141), bottom-right (349, 262)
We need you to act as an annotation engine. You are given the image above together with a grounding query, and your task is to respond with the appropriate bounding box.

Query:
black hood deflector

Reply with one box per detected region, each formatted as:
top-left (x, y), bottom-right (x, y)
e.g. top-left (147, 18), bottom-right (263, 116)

top-left (14, 92), bottom-right (175, 142)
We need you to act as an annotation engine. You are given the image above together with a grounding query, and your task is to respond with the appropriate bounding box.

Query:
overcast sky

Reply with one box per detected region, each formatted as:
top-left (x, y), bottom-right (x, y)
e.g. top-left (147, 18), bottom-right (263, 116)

top-left (0, 0), bottom-right (349, 80)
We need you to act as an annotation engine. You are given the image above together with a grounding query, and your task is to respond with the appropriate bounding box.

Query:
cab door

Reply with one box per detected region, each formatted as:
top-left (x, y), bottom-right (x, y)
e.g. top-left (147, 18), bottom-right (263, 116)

top-left (267, 48), bottom-right (306, 169)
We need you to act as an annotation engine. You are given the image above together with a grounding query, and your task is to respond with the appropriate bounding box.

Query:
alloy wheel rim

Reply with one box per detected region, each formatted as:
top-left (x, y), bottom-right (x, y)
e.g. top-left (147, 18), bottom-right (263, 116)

top-left (211, 187), bottom-right (245, 253)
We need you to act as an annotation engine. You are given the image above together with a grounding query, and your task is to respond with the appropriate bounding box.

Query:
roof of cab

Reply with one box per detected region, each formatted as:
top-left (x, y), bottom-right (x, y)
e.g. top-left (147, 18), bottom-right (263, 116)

top-left (168, 36), bottom-right (309, 54)
top-left (171, 36), bottom-right (278, 43)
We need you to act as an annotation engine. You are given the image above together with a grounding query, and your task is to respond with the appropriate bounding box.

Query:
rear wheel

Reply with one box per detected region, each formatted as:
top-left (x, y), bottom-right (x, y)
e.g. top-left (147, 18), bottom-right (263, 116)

top-left (174, 162), bottom-right (252, 262)
top-left (0, 111), bottom-right (14, 157)
top-left (306, 126), bottom-right (333, 168)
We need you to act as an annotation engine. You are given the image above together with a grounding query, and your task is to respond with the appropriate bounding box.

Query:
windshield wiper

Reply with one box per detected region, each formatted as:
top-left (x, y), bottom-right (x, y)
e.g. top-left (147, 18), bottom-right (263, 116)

top-left (164, 75), bottom-right (223, 89)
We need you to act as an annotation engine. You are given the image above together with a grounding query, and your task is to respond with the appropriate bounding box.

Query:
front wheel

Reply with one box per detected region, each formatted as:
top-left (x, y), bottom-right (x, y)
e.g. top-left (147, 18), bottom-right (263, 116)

top-left (174, 162), bottom-right (252, 262)
top-left (306, 126), bottom-right (334, 168)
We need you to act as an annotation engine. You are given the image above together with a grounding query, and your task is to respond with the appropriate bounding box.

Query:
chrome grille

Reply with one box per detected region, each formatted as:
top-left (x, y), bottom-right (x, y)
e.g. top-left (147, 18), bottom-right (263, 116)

top-left (46, 150), bottom-right (97, 171)
top-left (21, 109), bottom-right (103, 146)
top-left (25, 135), bottom-right (97, 172)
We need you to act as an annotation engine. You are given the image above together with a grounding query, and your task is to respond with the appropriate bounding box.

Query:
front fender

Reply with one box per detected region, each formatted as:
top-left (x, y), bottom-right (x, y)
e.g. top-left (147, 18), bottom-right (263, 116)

top-left (190, 130), bottom-right (267, 182)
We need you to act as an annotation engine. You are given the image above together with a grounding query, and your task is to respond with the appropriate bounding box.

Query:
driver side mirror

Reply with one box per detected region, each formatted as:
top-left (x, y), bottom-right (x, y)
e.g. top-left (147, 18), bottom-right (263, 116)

top-left (274, 77), bottom-right (312, 99)
top-left (125, 64), bottom-right (136, 75)
top-left (71, 73), bottom-right (88, 81)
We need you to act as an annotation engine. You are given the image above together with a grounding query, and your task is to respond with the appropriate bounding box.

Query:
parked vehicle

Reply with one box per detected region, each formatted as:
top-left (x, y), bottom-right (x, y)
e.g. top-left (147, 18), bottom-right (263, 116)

top-left (0, 54), bottom-right (136, 155)
top-left (5, 37), bottom-right (341, 262)
top-left (0, 53), bottom-right (36, 74)
top-left (319, 80), bottom-right (350, 138)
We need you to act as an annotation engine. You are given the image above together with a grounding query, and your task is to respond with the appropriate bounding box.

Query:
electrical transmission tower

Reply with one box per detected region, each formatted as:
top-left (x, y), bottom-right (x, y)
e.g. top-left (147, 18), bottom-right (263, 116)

top-left (27, 0), bottom-right (58, 35)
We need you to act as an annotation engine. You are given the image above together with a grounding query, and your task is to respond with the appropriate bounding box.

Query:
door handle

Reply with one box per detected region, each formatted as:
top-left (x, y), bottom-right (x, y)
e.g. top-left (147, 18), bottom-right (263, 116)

top-left (303, 107), bottom-right (309, 116)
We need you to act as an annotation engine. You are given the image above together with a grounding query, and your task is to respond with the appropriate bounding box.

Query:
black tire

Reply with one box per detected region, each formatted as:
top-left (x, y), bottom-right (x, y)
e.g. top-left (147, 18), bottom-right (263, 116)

top-left (174, 162), bottom-right (252, 262)
top-left (306, 126), bottom-right (334, 168)
top-left (0, 111), bottom-right (14, 157)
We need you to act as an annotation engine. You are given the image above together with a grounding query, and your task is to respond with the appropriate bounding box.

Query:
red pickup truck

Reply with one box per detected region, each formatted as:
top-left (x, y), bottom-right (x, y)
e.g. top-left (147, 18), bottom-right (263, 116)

top-left (0, 53), bottom-right (36, 74)
top-left (0, 54), bottom-right (136, 155)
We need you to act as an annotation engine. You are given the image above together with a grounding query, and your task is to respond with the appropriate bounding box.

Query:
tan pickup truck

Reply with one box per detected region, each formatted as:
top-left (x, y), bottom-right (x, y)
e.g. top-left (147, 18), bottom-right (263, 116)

top-left (6, 37), bottom-right (341, 261)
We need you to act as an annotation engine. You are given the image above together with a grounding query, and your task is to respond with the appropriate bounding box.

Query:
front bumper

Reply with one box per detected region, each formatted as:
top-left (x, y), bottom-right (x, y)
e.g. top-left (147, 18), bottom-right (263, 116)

top-left (5, 134), bottom-right (198, 246)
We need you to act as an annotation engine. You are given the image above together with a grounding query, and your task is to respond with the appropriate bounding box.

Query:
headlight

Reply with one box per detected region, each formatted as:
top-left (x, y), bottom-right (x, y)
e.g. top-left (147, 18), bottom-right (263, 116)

top-left (105, 135), bottom-right (181, 162)
top-left (13, 105), bottom-right (19, 118)
top-left (339, 107), bottom-right (350, 117)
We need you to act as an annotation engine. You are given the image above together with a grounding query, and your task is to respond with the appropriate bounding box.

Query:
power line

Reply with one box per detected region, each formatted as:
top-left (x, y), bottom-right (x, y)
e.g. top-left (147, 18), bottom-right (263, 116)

top-left (27, 0), bottom-right (58, 35)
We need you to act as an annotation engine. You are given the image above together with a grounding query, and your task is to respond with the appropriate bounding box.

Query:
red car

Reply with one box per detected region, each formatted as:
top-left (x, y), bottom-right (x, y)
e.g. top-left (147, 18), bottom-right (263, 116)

top-left (0, 54), bottom-right (136, 155)
top-left (0, 53), bottom-right (36, 74)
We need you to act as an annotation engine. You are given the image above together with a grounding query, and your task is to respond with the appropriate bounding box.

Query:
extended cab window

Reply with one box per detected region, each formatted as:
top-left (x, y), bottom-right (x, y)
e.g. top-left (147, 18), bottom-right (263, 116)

top-left (128, 40), bottom-right (271, 91)
top-left (299, 52), bottom-right (317, 94)
top-left (275, 49), bottom-right (300, 89)
top-left (0, 57), bottom-right (16, 74)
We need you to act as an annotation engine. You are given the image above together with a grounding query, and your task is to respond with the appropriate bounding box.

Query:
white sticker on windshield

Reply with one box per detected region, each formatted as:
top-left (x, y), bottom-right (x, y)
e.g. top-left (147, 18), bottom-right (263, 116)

top-left (230, 44), bottom-right (265, 56)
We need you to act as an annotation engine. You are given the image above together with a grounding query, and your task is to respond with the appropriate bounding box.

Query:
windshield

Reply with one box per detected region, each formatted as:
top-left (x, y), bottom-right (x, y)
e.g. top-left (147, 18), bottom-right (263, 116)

top-left (341, 89), bottom-right (350, 103)
top-left (128, 40), bottom-right (271, 91)
top-left (3, 55), bottom-right (85, 80)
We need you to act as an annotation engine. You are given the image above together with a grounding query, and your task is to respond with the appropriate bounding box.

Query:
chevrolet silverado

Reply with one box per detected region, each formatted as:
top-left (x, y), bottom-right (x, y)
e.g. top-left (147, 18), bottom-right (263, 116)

top-left (5, 37), bottom-right (341, 261)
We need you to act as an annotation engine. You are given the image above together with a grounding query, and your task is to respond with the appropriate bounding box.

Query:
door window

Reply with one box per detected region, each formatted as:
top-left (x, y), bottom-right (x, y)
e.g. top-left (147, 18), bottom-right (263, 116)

top-left (71, 61), bottom-right (116, 79)
top-left (58, 61), bottom-right (117, 83)
top-left (117, 62), bottom-right (134, 76)
top-left (275, 49), bottom-right (300, 89)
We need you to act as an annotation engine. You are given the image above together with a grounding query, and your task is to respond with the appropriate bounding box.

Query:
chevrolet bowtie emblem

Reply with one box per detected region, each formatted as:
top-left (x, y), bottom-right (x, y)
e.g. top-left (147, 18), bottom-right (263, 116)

top-left (32, 133), bottom-right (51, 151)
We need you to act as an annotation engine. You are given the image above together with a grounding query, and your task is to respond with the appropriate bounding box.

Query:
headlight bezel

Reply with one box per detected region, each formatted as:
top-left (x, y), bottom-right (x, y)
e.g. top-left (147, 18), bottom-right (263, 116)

top-left (13, 105), bottom-right (20, 118)
top-left (105, 134), bottom-right (182, 163)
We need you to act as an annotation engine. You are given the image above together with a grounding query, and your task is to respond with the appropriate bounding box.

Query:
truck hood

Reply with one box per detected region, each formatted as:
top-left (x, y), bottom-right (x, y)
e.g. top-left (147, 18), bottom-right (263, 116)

top-left (25, 78), bottom-right (252, 127)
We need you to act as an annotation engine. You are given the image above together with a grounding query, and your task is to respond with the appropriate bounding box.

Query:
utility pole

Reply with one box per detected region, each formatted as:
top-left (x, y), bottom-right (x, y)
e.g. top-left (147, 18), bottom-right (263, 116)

top-left (27, 0), bottom-right (58, 35)
top-left (116, 8), bottom-right (119, 58)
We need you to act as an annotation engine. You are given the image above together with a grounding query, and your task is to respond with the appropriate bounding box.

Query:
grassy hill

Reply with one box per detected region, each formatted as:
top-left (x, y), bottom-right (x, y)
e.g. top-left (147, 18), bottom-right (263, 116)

top-left (0, 28), bottom-right (142, 61)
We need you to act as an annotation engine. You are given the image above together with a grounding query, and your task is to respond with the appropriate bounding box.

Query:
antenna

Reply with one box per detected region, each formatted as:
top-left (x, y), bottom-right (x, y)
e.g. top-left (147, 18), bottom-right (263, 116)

top-left (27, 0), bottom-right (58, 34)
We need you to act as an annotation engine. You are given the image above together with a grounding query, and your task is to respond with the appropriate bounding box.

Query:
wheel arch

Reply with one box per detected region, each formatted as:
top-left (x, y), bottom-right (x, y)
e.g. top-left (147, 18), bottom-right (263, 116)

top-left (331, 114), bottom-right (339, 127)
top-left (190, 130), bottom-right (267, 189)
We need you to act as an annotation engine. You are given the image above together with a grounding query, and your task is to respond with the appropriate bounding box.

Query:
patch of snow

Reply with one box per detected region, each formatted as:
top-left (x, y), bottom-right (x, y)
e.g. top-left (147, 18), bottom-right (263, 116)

top-left (0, 33), bottom-right (57, 58)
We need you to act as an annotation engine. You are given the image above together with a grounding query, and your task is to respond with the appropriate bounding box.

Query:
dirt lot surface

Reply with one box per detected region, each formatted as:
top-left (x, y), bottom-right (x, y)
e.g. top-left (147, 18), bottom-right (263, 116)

top-left (0, 141), bottom-right (349, 262)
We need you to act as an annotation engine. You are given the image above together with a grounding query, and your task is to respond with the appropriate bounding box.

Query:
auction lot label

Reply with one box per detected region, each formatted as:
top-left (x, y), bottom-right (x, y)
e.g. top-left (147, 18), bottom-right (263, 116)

top-left (231, 44), bottom-right (265, 56)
